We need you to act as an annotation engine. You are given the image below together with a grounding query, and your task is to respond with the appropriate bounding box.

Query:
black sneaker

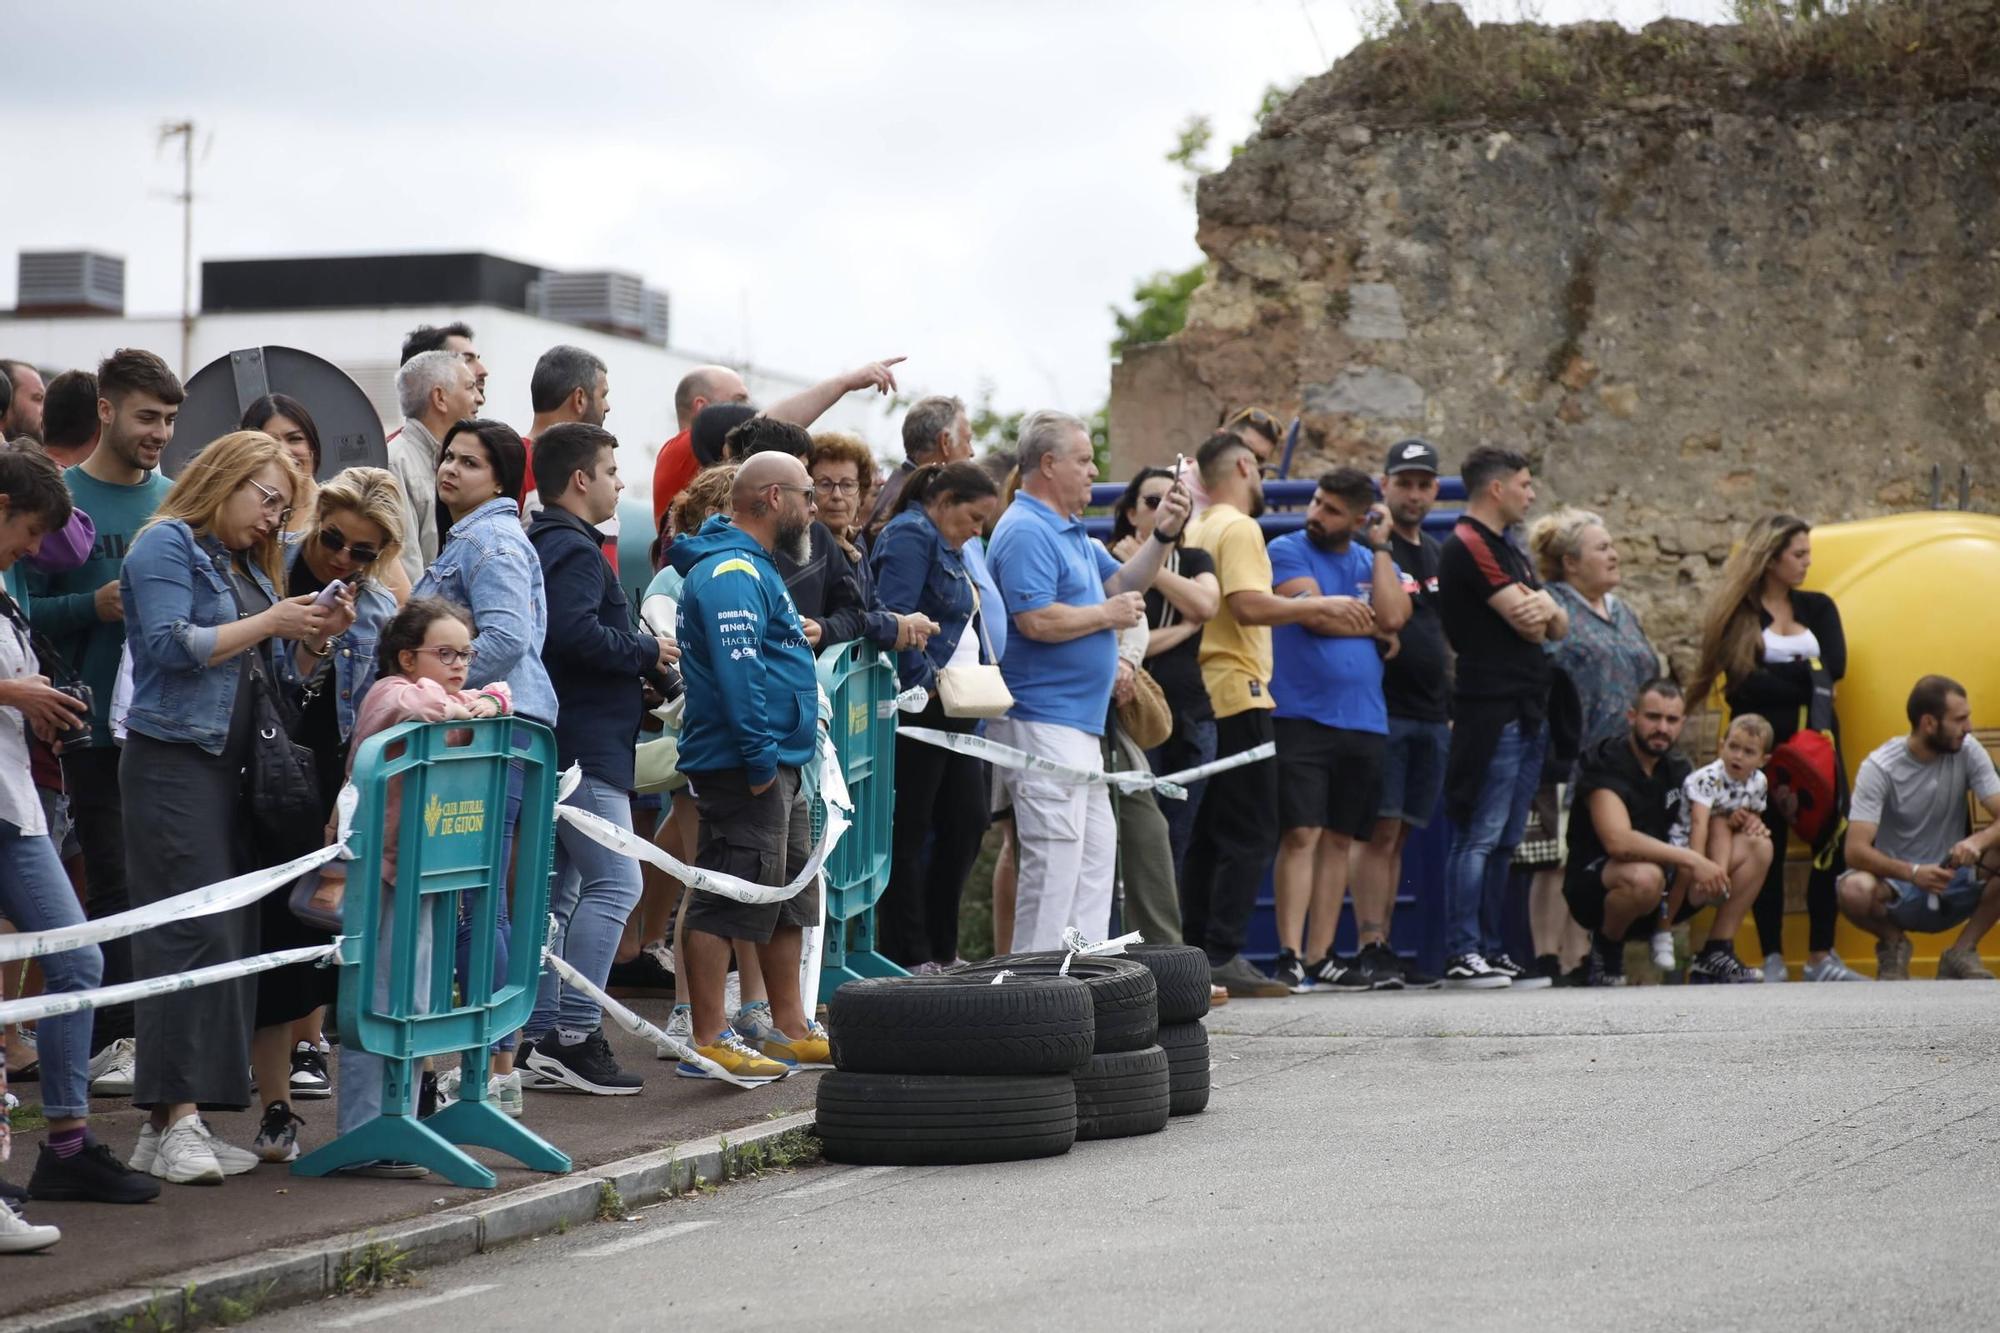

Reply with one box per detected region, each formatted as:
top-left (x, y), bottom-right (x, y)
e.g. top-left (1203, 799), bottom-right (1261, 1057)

top-left (1398, 957), bottom-right (1444, 990)
top-left (606, 944), bottom-right (676, 999)
top-left (1587, 937), bottom-right (1627, 988)
top-left (289, 1042), bottom-right (332, 1101)
top-left (28, 1140), bottom-right (161, 1204)
top-left (1271, 948), bottom-right (1314, 993)
top-left (1442, 952), bottom-right (1512, 989)
top-left (253, 1102), bottom-right (306, 1163)
top-left (417, 1069), bottom-right (439, 1119)
top-left (525, 1029), bottom-right (644, 1096)
top-left (1689, 947), bottom-right (1762, 985)
top-left (1350, 943), bottom-right (1407, 991)
top-left (1485, 952), bottom-right (1526, 980)
top-left (0, 1176), bottom-right (25, 1204)
top-left (1312, 954), bottom-right (1369, 992)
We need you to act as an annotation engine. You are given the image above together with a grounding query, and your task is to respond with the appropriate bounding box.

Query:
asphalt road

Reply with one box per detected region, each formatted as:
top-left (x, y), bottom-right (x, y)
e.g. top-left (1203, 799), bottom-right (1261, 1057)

top-left (246, 983), bottom-right (2000, 1332)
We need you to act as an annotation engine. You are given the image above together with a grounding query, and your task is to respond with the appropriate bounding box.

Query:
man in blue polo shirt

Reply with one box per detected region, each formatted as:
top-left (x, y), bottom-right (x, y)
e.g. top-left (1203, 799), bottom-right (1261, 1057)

top-left (1267, 468), bottom-right (1411, 992)
top-left (988, 410), bottom-right (1189, 951)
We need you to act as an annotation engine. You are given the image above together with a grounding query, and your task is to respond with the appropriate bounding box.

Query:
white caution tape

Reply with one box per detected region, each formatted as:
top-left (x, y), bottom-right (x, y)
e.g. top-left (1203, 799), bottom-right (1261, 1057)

top-left (540, 950), bottom-right (789, 1089)
top-left (893, 686), bottom-right (930, 713)
top-left (0, 942), bottom-right (343, 1027)
top-left (557, 764), bottom-right (583, 802)
top-left (897, 726), bottom-right (1189, 800)
top-left (987, 969), bottom-right (1014, 985)
top-left (1060, 927), bottom-right (1143, 958)
top-left (0, 785), bottom-right (360, 964)
top-left (552, 751), bottom-right (849, 905)
top-left (1152, 741), bottom-right (1277, 787)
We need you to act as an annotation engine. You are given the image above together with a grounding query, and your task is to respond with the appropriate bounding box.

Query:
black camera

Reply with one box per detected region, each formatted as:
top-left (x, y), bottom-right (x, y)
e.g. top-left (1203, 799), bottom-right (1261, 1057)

top-left (645, 662), bottom-right (684, 704)
top-left (54, 682), bottom-right (92, 749)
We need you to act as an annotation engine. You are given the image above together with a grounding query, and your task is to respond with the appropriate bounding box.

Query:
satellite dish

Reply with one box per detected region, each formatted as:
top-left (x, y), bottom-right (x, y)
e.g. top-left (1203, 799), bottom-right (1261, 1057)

top-left (164, 345), bottom-right (387, 481)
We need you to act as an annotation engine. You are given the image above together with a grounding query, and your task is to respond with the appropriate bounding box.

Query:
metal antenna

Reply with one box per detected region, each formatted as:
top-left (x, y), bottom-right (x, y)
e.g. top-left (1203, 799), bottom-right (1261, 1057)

top-left (158, 120), bottom-right (197, 376)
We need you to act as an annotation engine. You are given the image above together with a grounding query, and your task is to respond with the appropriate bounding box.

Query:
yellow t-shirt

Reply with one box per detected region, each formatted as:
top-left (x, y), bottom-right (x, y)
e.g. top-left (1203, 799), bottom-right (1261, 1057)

top-left (1184, 502), bottom-right (1274, 718)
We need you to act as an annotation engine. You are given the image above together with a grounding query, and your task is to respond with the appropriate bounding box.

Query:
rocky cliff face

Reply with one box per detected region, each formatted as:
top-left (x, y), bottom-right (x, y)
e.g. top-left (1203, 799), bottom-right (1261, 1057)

top-left (1108, 6), bottom-right (2000, 673)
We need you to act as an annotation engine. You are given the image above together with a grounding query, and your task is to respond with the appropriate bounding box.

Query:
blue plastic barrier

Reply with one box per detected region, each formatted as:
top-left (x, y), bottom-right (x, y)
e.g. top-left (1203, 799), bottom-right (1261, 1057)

top-left (811, 641), bottom-right (908, 1002)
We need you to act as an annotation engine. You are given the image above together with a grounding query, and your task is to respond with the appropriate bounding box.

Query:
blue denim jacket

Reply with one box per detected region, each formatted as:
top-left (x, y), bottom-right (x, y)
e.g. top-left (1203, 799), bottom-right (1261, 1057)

top-left (412, 497), bottom-right (557, 725)
top-left (281, 537), bottom-right (398, 741)
top-left (869, 508), bottom-right (984, 692)
top-left (122, 519), bottom-right (292, 755)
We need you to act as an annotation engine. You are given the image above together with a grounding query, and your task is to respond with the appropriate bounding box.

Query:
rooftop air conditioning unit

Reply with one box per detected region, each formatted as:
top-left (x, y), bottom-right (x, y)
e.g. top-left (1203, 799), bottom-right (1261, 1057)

top-left (17, 250), bottom-right (125, 314)
top-left (534, 270), bottom-right (646, 337)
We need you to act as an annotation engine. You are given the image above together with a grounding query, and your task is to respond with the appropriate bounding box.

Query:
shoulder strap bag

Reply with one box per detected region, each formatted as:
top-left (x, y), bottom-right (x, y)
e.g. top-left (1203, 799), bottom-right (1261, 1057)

top-left (935, 574), bottom-right (1014, 720)
top-left (224, 571), bottom-right (324, 862)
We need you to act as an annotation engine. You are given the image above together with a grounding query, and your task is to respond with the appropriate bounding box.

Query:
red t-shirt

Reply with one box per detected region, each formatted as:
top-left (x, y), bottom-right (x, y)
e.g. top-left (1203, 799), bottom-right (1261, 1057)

top-left (651, 428), bottom-right (697, 528)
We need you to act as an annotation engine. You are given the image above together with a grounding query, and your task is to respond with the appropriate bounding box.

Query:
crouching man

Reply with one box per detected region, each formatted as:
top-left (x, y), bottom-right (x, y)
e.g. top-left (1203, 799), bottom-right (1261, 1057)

top-left (668, 452), bottom-right (833, 1080)
top-left (1561, 680), bottom-right (1745, 985)
top-left (1837, 675), bottom-right (2000, 981)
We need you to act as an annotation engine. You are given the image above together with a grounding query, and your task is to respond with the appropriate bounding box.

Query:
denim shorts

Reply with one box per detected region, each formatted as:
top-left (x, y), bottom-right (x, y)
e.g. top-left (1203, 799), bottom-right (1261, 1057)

top-left (1878, 865), bottom-right (1986, 934)
top-left (1378, 715), bottom-right (1449, 828)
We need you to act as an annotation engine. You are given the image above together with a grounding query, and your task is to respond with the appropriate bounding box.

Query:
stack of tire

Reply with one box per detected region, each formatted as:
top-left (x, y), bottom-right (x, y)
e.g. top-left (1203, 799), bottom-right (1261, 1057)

top-left (813, 944), bottom-right (1212, 1167)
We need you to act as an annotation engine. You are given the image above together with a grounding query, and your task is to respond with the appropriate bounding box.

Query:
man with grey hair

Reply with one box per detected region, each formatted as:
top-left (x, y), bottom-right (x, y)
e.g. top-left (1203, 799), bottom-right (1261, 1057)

top-left (390, 348), bottom-right (478, 583)
top-left (986, 410), bottom-right (1192, 951)
top-left (862, 394), bottom-right (972, 538)
top-left (523, 344), bottom-right (612, 525)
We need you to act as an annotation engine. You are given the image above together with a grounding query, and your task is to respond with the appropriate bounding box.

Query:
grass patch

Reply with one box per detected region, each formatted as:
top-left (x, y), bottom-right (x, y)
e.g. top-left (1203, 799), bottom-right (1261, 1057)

top-left (1284, 1), bottom-right (2000, 128)
top-left (7, 1102), bottom-right (46, 1134)
top-left (596, 1180), bottom-right (627, 1221)
top-left (334, 1240), bottom-right (412, 1296)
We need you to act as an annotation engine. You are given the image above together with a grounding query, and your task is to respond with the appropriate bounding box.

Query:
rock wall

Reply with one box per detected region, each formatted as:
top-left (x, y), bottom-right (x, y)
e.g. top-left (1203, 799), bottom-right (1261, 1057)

top-left (1108, 11), bottom-right (2000, 674)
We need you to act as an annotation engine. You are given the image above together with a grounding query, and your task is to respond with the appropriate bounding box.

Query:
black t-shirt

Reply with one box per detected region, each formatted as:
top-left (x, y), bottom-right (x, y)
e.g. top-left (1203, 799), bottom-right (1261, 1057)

top-left (286, 558), bottom-right (346, 792)
top-left (1383, 529), bottom-right (1450, 722)
top-left (1145, 544), bottom-right (1215, 725)
top-left (1438, 515), bottom-right (1550, 706)
top-left (1565, 733), bottom-right (1692, 870)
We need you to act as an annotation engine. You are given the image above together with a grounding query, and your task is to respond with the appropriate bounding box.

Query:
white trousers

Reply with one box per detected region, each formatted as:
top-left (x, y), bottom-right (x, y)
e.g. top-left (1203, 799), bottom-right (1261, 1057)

top-left (990, 717), bottom-right (1117, 952)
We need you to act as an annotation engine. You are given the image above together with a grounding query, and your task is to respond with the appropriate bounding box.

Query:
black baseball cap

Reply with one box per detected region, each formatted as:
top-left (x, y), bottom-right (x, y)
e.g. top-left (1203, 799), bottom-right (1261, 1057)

top-left (1385, 438), bottom-right (1440, 475)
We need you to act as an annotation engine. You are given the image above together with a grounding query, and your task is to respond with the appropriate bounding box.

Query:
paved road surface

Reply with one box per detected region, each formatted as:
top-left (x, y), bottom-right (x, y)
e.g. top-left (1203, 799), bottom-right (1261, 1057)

top-left (246, 983), bottom-right (2000, 1332)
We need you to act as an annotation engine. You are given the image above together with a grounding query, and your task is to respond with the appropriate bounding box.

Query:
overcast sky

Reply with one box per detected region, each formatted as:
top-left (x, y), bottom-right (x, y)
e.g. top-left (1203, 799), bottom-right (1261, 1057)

top-left (5, 0), bottom-right (1727, 422)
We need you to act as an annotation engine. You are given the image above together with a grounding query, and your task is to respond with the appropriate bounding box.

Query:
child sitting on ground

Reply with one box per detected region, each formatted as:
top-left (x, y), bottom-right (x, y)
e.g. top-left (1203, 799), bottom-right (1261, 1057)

top-left (1662, 714), bottom-right (1775, 975)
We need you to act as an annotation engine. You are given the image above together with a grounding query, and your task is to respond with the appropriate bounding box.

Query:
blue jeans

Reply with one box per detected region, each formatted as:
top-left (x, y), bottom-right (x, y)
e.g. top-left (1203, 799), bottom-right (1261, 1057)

top-left (526, 773), bottom-right (644, 1037)
top-left (1443, 722), bottom-right (1545, 958)
top-left (454, 755), bottom-right (524, 1052)
top-left (0, 819), bottom-right (102, 1119)
top-left (336, 890), bottom-right (433, 1135)
top-left (1379, 716), bottom-right (1451, 829)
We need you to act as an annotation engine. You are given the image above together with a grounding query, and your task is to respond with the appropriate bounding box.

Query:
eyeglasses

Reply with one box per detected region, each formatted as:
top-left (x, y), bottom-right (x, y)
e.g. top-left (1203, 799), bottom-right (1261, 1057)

top-left (245, 476), bottom-right (293, 525)
top-left (317, 526), bottom-right (381, 565)
top-left (771, 483), bottom-right (817, 504)
top-left (412, 646), bottom-right (477, 667)
top-left (813, 477), bottom-right (860, 496)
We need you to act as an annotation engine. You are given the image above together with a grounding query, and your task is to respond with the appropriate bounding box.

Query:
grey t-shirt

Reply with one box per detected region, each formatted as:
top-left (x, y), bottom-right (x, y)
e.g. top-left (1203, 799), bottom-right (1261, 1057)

top-left (1849, 735), bottom-right (2000, 866)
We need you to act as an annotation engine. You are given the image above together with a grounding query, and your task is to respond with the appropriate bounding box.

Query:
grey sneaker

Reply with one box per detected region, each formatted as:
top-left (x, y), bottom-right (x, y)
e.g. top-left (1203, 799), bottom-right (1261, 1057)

top-left (1211, 954), bottom-right (1292, 998)
top-left (1802, 953), bottom-right (1869, 982)
top-left (1762, 952), bottom-right (1789, 983)
top-left (1935, 946), bottom-right (1996, 981)
top-left (1875, 937), bottom-right (1913, 982)
top-left (655, 1004), bottom-right (694, 1060)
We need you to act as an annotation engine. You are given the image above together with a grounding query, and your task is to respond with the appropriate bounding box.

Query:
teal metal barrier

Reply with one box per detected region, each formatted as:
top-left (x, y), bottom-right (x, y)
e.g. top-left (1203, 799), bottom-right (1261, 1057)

top-left (293, 717), bottom-right (571, 1188)
top-left (812, 640), bottom-right (904, 1002)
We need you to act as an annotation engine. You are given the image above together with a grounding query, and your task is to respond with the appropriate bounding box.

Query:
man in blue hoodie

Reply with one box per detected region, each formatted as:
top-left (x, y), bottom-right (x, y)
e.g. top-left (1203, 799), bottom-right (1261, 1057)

top-left (522, 423), bottom-right (675, 1097)
top-left (668, 451), bottom-right (830, 1083)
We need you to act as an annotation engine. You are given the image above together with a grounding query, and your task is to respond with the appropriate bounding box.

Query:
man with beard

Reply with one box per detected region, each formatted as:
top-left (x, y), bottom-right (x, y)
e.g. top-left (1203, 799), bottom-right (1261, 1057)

top-left (0, 361), bottom-right (45, 442)
top-left (665, 451), bottom-right (826, 1082)
top-left (1837, 675), bottom-right (2000, 981)
top-left (1179, 432), bottom-right (1361, 997)
top-left (1264, 468), bottom-right (1411, 992)
top-left (25, 349), bottom-right (182, 1078)
top-left (1562, 679), bottom-right (1730, 986)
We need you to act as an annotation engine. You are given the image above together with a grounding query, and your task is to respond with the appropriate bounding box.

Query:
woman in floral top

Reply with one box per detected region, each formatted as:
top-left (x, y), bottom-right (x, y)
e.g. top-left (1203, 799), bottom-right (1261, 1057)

top-left (1518, 508), bottom-right (1661, 982)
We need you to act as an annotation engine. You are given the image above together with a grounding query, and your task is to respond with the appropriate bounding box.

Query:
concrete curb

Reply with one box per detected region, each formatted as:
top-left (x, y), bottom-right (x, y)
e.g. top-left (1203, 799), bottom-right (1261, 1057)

top-left (4, 1110), bottom-right (817, 1333)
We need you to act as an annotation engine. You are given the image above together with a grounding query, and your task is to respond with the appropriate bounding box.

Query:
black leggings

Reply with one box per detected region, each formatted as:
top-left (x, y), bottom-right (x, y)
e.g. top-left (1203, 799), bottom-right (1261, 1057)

top-left (1753, 801), bottom-right (1845, 957)
top-left (879, 699), bottom-right (990, 966)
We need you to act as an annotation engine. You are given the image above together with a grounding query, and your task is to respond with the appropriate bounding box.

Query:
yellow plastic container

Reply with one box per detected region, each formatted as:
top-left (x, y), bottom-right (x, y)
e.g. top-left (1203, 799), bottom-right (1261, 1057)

top-left (1723, 511), bottom-right (2000, 977)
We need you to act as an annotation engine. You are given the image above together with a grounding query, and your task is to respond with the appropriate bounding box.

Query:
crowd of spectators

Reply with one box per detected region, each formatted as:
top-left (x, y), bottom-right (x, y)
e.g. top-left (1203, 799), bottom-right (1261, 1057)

top-left (1, 333), bottom-right (1996, 1254)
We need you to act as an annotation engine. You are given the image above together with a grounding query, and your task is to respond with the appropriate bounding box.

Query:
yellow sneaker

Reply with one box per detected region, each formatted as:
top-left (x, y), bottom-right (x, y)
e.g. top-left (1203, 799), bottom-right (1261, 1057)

top-left (759, 1022), bottom-right (832, 1070)
top-left (677, 1028), bottom-right (791, 1085)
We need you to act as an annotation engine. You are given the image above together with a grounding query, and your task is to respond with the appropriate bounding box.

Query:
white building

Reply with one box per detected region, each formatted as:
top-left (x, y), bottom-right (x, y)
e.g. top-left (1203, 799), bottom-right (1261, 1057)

top-left (1, 250), bottom-right (893, 486)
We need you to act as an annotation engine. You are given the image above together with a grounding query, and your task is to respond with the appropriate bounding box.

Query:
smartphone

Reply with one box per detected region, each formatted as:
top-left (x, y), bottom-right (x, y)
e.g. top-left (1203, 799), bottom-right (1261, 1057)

top-left (312, 579), bottom-right (349, 608)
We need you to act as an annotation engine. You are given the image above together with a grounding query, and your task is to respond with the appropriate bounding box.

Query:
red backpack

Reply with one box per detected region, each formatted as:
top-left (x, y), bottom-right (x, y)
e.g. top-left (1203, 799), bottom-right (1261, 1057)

top-left (1764, 658), bottom-right (1845, 851)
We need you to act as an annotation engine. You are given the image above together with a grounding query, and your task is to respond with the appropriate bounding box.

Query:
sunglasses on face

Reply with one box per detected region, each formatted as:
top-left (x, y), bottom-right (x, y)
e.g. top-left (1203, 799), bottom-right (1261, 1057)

top-left (1140, 494), bottom-right (1164, 510)
top-left (317, 526), bottom-right (381, 565)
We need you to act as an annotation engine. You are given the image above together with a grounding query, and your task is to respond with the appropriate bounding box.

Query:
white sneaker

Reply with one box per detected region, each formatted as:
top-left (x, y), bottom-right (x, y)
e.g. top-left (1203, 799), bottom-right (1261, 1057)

top-left (145, 1116), bottom-right (224, 1185)
top-left (490, 1070), bottom-right (524, 1119)
top-left (1762, 952), bottom-right (1789, 983)
top-left (0, 1201), bottom-right (60, 1254)
top-left (87, 1037), bottom-right (137, 1097)
top-left (134, 1117), bottom-right (258, 1182)
top-left (655, 1004), bottom-right (693, 1060)
top-left (1650, 931), bottom-right (1677, 972)
top-left (1802, 953), bottom-right (1869, 982)
top-left (435, 1066), bottom-right (463, 1110)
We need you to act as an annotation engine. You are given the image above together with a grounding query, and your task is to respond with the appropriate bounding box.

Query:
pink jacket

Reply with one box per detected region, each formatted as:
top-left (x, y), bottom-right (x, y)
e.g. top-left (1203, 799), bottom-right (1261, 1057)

top-left (342, 675), bottom-right (512, 885)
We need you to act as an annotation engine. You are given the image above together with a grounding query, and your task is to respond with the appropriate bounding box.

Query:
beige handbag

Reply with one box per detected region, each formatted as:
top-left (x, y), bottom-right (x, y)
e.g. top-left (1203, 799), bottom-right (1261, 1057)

top-left (935, 578), bottom-right (1014, 720)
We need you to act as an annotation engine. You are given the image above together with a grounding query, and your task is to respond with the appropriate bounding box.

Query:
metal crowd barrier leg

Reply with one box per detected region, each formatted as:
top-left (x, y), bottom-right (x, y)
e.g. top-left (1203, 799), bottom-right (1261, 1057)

top-left (294, 717), bottom-right (571, 1188)
top-left (813, 641), bottom-right (907, 1002)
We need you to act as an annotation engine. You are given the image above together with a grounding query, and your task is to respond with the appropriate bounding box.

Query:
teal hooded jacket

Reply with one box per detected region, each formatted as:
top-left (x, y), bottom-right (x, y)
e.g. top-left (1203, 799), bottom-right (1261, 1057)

top-left (668, 515), bottom-right (818, 786)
